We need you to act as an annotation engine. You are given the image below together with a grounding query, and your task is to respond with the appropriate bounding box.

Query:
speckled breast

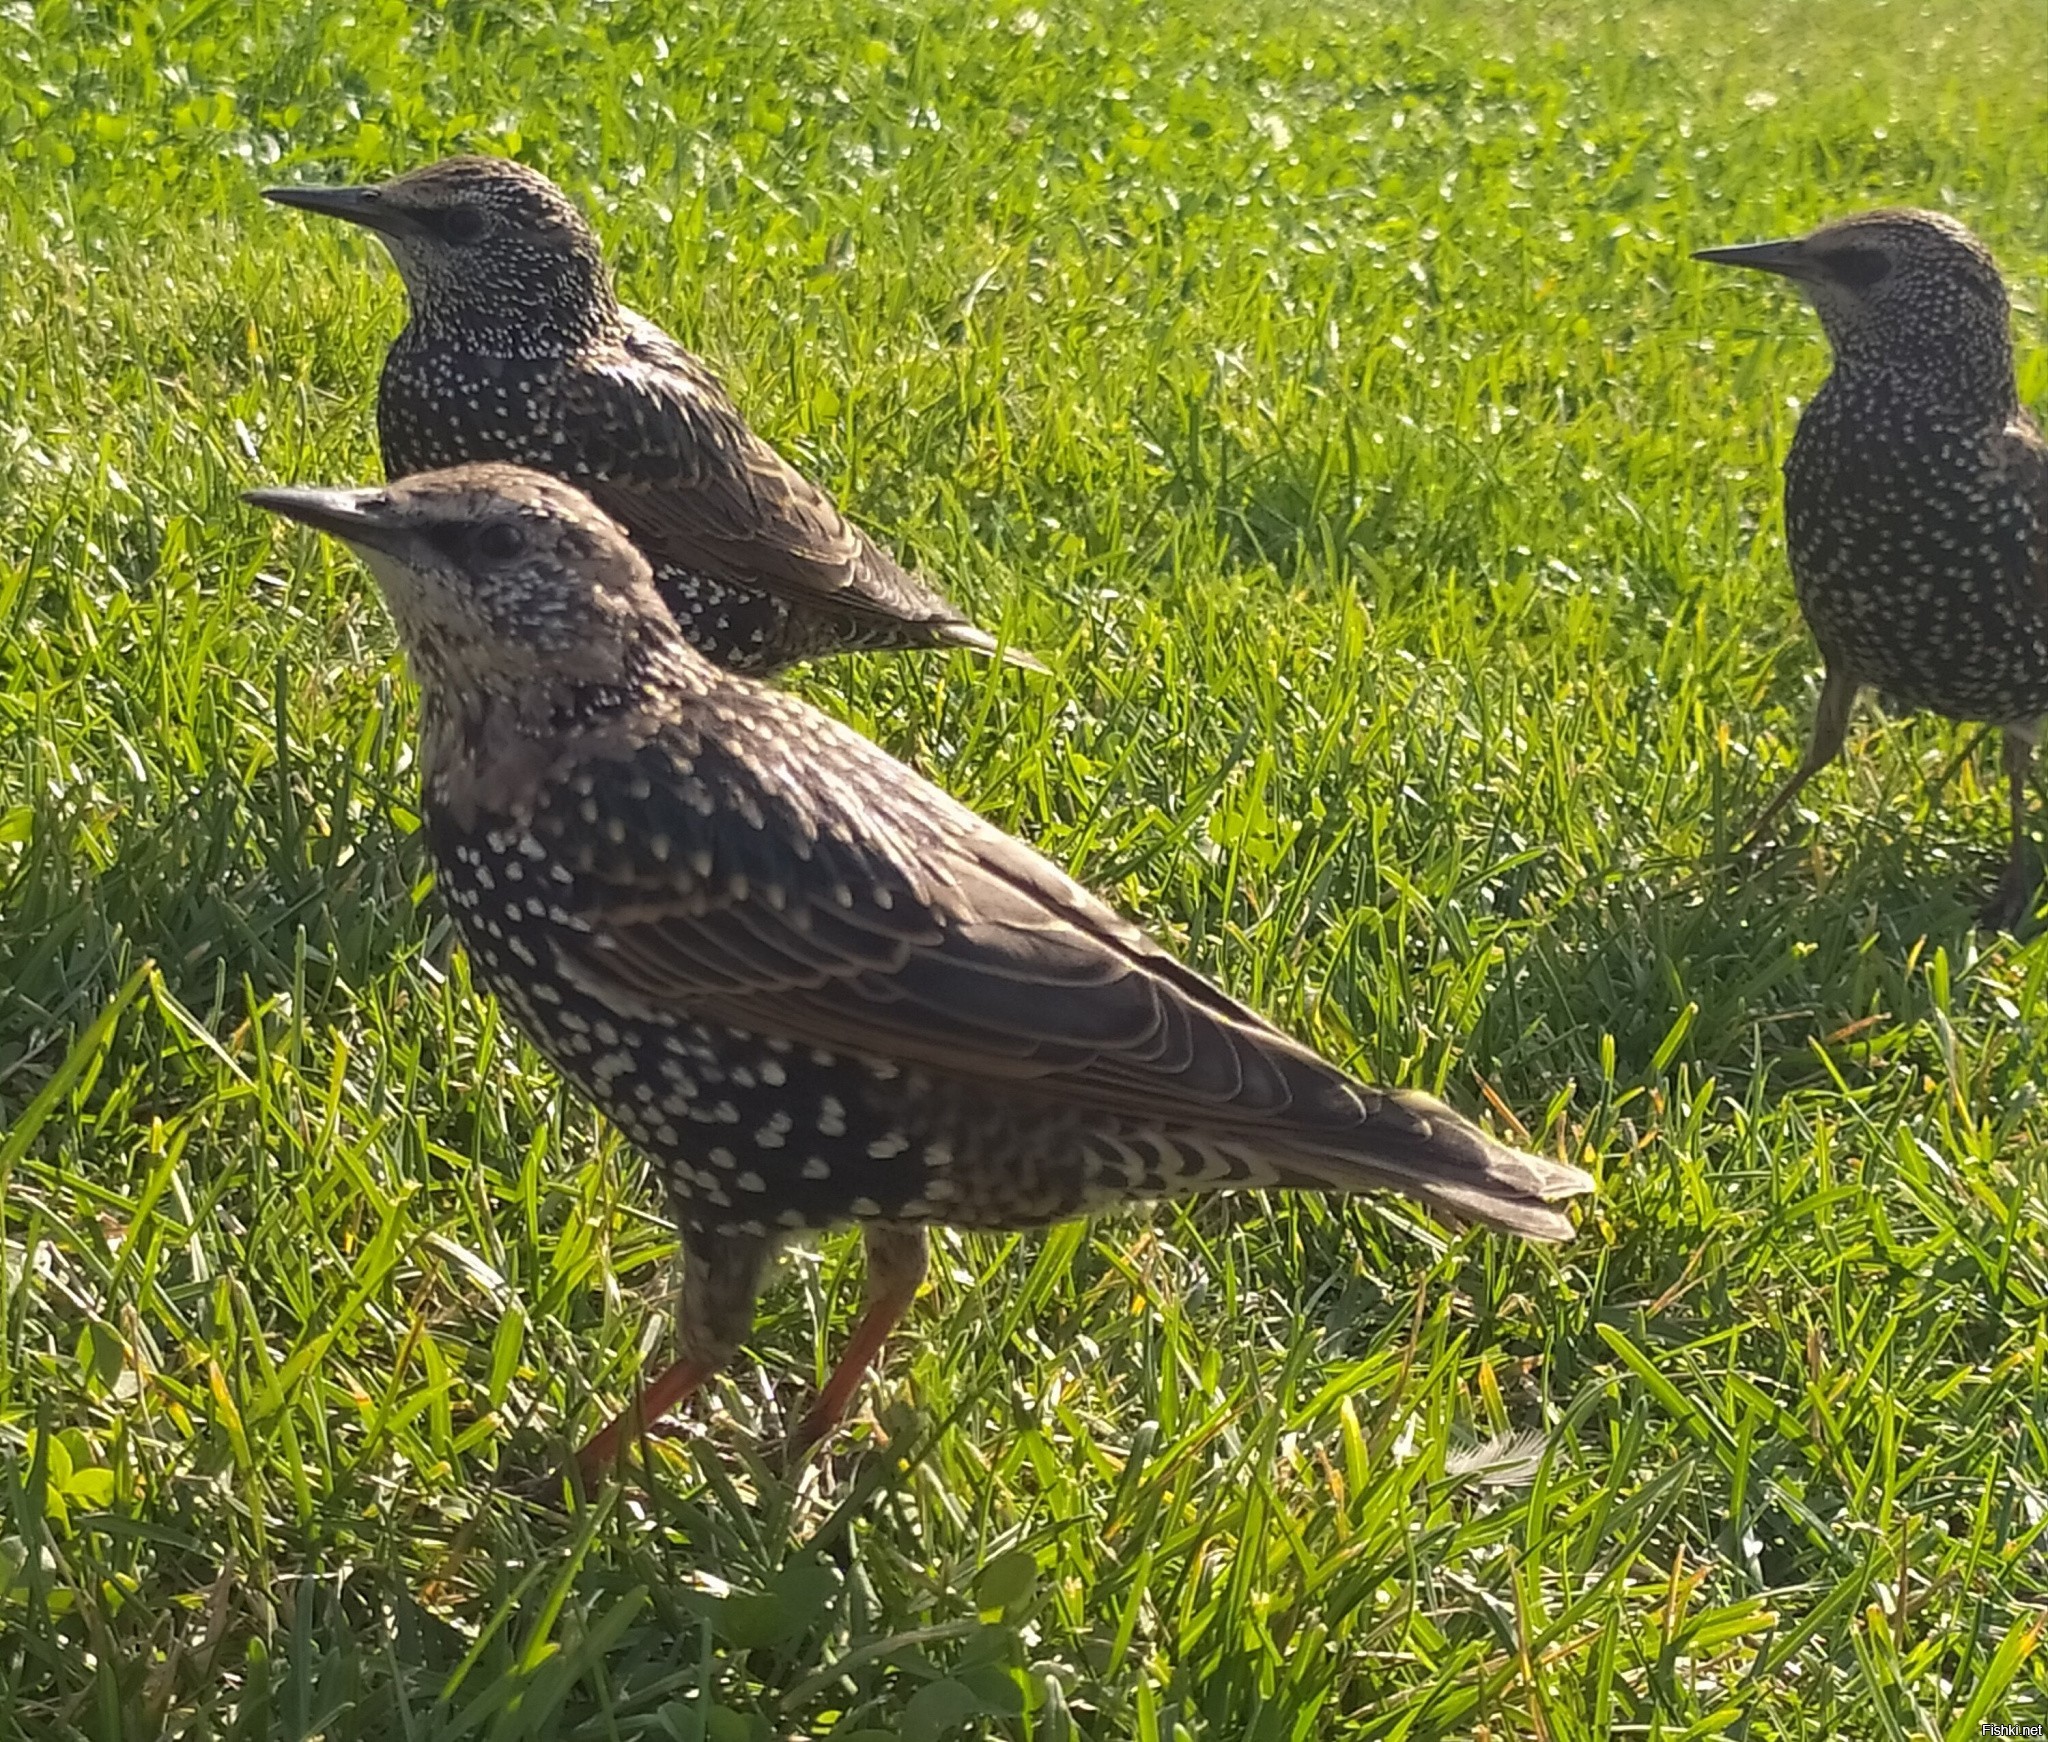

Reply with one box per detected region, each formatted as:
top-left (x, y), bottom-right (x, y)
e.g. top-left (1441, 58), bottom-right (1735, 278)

top-left (1785, 418), bottom-right (2048, 724)
top-left (378, 348), bottom-right (556, 481)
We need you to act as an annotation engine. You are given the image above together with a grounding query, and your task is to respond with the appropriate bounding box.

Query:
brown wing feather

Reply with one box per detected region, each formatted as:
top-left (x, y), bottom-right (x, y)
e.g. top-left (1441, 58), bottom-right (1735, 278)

top-left (538, 699), bottom-right (1567, 1182)
top-left (558, 313), bottom-right (974, 632)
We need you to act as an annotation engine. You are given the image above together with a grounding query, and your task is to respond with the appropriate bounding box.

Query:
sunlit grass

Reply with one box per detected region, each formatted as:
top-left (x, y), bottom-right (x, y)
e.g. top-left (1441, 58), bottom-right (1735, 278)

top-left (2, 0), bottom-right (2046, 1734)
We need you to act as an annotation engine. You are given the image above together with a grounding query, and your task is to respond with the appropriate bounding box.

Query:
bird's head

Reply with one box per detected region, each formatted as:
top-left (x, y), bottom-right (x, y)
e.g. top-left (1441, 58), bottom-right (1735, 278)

top-left (264, 156), bottom-right (616, 349)
top-left (1694, 208), bottom-right (2014, 409)
top-left (246, 464), bottom-right (695, 708)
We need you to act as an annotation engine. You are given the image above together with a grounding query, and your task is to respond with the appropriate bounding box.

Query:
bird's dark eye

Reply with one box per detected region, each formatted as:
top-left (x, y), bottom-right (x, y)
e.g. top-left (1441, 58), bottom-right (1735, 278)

top-left (438, 205), bottom-right (489, 245)
top-left (1822, 246), bottom-right (1893, 291)
top-left (475, 521), bottom-right (524, 560)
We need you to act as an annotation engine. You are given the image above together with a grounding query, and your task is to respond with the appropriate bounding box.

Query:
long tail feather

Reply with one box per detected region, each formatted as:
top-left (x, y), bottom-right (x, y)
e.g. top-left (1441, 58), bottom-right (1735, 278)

top-left (1280, 1088), bottom-right (1595, 1243)
top-left (937, 621), bottom-right (1051, 673)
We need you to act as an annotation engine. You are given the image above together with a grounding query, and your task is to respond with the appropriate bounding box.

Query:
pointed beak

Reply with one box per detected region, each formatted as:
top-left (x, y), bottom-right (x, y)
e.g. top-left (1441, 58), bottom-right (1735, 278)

top-left (1691, 237), bottom-right (1815, 280)
top-left (244, 486), bottom-right (416, 558)
top-left (261, 182), bottom-right (413, 237)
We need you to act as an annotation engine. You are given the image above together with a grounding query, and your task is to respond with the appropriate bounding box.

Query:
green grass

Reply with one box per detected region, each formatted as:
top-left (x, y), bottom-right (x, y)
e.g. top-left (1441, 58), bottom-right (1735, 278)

top-left (3, 0), bottom-right (2047, 1733)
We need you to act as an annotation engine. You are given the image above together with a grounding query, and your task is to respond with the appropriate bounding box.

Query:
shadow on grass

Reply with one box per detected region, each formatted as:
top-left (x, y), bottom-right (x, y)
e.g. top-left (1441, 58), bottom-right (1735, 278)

top-left (1469, 818), bottom-right (2012, 1100)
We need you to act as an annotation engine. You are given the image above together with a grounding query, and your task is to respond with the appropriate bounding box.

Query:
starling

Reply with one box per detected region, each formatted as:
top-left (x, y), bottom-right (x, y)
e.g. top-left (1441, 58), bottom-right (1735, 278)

top-left (245, 463), bottom-right (1594, 1482)
top-left (1696, 209), bottom-right (2048, 926)
top-left (263, 156), bottom-right (1035, 675)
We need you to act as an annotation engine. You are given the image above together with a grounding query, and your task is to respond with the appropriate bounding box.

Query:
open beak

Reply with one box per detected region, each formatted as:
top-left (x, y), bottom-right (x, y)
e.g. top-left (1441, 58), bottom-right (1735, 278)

top-left (1691, 237), bottom-right (1814, 280)
top-left (244, 486), bottom-right (415, 558)
top-left (261, 183), bottom-right (412, 237)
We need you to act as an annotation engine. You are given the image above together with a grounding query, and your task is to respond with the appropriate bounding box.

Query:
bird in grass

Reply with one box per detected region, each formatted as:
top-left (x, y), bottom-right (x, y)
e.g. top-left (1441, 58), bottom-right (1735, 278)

top-left (263, 156), bottom-right (1035, 675)
top-left (1696, 209), bottom-right (2048, 926)
top-left (245, 463), bottom-right (1595, 1484)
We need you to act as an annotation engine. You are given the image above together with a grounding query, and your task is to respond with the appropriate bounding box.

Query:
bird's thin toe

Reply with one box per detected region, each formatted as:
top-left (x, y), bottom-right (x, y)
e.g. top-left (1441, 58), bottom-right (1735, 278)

top-left (1976, 869), bottom-right (2037, 932)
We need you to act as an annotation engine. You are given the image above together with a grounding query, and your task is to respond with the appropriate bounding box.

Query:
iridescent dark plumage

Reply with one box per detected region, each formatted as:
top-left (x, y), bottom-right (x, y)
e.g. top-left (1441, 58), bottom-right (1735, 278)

top-left (264, 156), bottom-right (1033, 674)
top-left (1698, 208), bottom-right (2048, 925)
top-left (244, 464), bottom-right (1593, 1482)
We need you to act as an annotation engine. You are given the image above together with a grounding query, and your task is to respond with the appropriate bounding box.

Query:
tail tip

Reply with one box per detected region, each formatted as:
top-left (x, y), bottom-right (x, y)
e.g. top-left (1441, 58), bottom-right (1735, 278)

top-left (940, 621), bottom-right (1051, 673)
top-left (1385, 1087), bottom-right (1597, 1242)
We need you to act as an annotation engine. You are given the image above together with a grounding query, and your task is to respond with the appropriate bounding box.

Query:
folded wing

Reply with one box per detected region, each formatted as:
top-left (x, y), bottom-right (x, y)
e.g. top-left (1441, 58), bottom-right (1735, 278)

top-left (559, 314), bottom-right (986, 639)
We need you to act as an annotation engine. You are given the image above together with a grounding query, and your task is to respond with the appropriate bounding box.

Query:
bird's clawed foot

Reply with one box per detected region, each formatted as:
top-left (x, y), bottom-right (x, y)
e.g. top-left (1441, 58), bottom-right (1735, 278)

top-left (1978, 854), bottom-right (2039, 932)
top-left (568, 1353), bottom-right (722, 1491)
top-left (1729, 769), bottom-right (1822, 867)
top-left (1732, 814), bottom-right (1789, 863)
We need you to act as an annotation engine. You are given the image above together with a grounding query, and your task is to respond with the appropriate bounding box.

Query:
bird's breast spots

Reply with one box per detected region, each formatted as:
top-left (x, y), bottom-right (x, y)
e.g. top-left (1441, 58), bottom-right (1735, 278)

top-left (590, 1048), bottom-right (637, 1086)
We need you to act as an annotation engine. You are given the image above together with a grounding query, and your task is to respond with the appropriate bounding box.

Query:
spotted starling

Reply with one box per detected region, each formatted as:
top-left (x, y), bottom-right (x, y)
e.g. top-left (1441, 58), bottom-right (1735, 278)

top-left (1696, 209), bottom-right (2048, 926)
top-left (263, 156), bottom-right (1035, 674)
top-left (245, 463), bottom-right (1594, 1482)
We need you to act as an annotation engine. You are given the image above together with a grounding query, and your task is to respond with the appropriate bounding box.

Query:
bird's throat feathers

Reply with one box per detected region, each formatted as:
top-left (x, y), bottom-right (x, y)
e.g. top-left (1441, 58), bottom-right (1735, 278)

top-left (398, 260), bottom-right (620, 356)
top-left (1808, 281), bottom-right (2018, 422)
top-left (420, 685), bottom-right (670, 833)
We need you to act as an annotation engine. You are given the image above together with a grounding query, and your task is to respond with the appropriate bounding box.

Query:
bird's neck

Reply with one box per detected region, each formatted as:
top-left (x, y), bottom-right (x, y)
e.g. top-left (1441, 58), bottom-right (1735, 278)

top-left (419, 680), bottom-right (651, 831)
top-left (418, 624), bottom-right (715, 763)
top-left (1825, 329), bottom-right (2018, 424)
top-left (403, 279), bottom-right (621, 358)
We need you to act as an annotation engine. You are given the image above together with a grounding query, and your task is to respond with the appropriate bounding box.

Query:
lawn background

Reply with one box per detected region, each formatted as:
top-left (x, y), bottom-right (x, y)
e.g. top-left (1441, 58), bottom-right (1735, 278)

top-left (2, 0), bottom-right (2046, 1734)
